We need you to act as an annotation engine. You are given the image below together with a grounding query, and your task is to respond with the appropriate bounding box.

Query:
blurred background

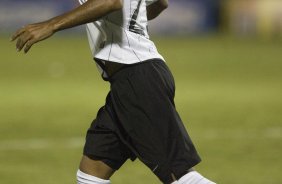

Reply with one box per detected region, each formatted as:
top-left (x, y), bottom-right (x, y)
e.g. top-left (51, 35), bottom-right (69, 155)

top-left (1, 0), bottom-right (282, 37)
top-left (0, 0), bottom-right (281, 184)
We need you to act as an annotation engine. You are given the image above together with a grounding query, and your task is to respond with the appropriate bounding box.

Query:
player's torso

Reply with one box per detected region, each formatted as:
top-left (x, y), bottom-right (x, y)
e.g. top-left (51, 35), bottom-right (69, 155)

top-left (79, 0), bottom-right (164, 77)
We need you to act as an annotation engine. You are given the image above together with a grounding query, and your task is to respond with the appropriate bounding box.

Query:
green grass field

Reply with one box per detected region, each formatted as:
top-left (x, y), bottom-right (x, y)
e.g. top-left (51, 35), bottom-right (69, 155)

top-left (0, 34), bottom-right (281, 184)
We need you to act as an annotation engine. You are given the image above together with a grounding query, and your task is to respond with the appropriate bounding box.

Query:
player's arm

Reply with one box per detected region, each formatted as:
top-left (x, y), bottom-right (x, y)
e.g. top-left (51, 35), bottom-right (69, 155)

top-left (11, 0), bottom-right (123, 53)
top-left (146, 0), bottom-right (168, 21)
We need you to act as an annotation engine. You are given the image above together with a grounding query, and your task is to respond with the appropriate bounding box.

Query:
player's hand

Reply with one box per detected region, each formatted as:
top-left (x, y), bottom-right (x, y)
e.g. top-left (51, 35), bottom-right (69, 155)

top-left (11, 21), bottom-right (55, 53)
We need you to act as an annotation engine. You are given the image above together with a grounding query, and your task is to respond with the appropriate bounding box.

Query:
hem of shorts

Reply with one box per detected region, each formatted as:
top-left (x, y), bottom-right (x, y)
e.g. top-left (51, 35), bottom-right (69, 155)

top-left (83, 153), bottom-right (122, 171)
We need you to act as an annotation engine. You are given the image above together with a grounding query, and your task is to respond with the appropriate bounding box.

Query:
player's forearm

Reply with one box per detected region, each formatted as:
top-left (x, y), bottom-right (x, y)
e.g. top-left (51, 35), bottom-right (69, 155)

top-left (11, 0), bottom-right (123, 53)
top-left (51, 0), bottom-right (122, 32)
top-left (147, 0), bottom-right (168, 21)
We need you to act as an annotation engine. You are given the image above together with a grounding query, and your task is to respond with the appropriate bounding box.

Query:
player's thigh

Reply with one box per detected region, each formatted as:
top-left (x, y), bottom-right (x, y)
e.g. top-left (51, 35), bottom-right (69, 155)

top-left (81, 106), bottom-right (134, 178)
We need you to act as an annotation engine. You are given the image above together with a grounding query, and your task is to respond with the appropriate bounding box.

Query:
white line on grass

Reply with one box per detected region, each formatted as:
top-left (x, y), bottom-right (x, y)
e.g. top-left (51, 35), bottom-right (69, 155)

top-left (0, 137), bottom-right (84, 151)
top-left (196, 128), bottom-right (282, 140)
top-left (0, 128), bottom-right (281, 151)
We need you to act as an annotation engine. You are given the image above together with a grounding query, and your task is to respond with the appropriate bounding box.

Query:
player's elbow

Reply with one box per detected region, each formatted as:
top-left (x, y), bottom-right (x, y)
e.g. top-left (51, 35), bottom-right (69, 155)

top-left (108, 0), bottom-right (123, 11)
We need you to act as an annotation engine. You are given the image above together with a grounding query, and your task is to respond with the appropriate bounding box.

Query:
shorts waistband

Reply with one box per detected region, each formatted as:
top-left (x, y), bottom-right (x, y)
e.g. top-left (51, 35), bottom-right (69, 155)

top-left (107, 59), bottom-right (164, 83)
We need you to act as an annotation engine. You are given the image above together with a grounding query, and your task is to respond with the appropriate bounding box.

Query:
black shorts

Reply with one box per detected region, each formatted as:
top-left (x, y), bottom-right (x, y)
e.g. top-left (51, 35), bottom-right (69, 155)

top-left (83, 59), bottom-right (201, 184)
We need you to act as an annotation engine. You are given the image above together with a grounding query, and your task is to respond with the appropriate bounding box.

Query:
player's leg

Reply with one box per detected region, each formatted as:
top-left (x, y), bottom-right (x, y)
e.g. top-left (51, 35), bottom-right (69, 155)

top-left (77, 155), bottom-right (114, 184)
top-left (150, 61), bottom-right (216, 184)
top-left (77, 104), bottom-right (134, 184)
top-left (108, 59), bottom-right (216, 183)
top-left (79, 155), bottom-right (115, 179)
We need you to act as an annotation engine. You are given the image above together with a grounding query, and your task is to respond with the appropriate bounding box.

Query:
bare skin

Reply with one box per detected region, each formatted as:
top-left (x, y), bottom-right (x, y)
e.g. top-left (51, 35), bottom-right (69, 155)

top-left (11, 0), bottom-right (176, 182)
top-left (147, 0), bottom-right (168, 20)
top-left (79, 156), bottom-right (115, 180)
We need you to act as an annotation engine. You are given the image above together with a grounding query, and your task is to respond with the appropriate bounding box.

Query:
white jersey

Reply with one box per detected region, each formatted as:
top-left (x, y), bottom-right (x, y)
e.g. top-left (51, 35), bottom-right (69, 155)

top-left (78, 0), bottom-right (164, 77)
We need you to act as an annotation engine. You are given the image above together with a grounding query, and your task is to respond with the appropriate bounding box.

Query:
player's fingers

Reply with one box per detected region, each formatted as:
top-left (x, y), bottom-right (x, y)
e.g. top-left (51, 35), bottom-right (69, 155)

top-left (16, 32), bottom-right (32, 51)
top-left (16, 39), bottom-right (23, 52)
top-left (24, 39), bottom-right (36, 53)
top-left (16, 38), bottom-right (26, 52)
top-left (16, 33), bottom-right (32, 52)
top-left (10, 27), bottom-right (26, 42)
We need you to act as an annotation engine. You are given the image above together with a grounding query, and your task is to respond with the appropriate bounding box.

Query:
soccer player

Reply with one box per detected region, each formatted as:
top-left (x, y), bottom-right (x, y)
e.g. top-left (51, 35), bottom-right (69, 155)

top-left (11, 0), bottom-right (216, 183)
